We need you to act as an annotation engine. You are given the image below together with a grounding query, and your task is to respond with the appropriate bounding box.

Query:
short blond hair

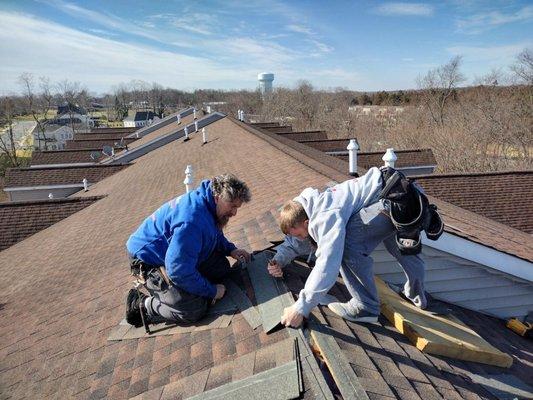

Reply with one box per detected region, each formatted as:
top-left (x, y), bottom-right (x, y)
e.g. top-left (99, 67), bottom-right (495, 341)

top-left (279, 200), bottom-right (308, 235)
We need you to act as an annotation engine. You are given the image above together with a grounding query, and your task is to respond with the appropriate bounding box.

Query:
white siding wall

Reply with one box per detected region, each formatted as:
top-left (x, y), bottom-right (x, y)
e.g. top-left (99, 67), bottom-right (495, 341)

top-left (372, 243), bottom-right (533, 320)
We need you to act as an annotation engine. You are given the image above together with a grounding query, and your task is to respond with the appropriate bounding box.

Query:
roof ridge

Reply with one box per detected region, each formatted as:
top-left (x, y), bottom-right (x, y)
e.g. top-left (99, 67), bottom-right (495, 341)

top-left (413, 170), bottom-right (533, 179)
top-left (0, 196), bottom-right (103, 207)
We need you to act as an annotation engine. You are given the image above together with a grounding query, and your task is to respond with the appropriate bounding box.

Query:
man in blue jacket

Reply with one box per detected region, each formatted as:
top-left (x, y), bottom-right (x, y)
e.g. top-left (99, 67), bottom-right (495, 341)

top-left (125, 173), bottom-right (251, 327)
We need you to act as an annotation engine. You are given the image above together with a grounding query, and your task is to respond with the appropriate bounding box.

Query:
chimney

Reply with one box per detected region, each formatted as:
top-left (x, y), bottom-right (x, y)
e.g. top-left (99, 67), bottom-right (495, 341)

top-left (83, 178), bottom-right (88, 191)
top-left (383, 148), bottom-right (397, 168)
top-left (347, 139), bottom-right (359, 176)
top-left (184, 165), bottom-right (194, 193)
top-left (202, 128), bottom-right (207, 144)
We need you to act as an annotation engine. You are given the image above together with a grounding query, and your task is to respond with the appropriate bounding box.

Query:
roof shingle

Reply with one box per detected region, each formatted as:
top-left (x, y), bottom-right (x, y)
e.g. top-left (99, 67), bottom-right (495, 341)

top-left (414, 171), bottom-right (533, 234)
top-left (4, 164), bottom-right (129, 187)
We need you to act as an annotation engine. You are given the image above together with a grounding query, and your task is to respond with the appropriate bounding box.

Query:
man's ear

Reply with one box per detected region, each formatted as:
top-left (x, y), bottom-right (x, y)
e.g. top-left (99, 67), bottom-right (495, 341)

top-left (214, 195), bottom-right (219, 204)
top-left (303, 220), bottom-right (309, 229)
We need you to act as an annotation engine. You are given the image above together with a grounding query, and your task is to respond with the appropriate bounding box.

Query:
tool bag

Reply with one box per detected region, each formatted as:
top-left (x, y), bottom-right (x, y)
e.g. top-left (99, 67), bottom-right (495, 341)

top-left (379, 167), bottom-right (444, 255)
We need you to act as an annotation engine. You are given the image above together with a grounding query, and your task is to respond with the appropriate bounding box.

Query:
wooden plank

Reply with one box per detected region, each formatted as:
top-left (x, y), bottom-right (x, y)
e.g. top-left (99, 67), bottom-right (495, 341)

top-left (309, 320), bottom-right (370, 400)
top-left (376, 277), bottom-right (513, 368)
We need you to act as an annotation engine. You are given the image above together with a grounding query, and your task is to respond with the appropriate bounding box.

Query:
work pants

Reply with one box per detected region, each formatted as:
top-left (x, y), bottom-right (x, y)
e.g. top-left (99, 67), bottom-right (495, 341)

top-left (139, 250), bottom-right (232, 324)
top-left (341, 202), bottom-right (427, 315)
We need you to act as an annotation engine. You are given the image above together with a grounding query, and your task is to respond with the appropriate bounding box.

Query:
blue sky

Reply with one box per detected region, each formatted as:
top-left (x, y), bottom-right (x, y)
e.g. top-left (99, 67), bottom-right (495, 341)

top-left (0, 0), bottom-right (532, 94)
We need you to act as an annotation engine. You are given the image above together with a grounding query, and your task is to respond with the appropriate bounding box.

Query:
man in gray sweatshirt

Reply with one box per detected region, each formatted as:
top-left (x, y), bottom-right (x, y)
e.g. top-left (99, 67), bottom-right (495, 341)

top-left (273, 167), bottom-right (426, 328)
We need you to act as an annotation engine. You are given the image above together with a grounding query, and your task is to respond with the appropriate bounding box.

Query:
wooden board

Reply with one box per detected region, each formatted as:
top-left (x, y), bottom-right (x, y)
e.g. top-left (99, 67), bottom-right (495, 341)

top-left (376, 277), bottom-right (513, 368)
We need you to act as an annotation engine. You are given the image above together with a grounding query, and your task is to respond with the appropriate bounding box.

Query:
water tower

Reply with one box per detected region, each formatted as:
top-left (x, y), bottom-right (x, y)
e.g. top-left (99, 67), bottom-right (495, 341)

top-left (258, 72), bottom-right (274, 95)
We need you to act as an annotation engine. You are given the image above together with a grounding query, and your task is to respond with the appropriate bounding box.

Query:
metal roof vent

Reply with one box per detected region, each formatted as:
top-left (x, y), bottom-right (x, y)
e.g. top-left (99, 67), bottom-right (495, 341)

top-left (184, 126), bottom-right (189, 141)
top-left (48, 193), bottom-right (54, 199)
top-left (83, 178), bottom-right (88, 191)
top-left (202, 128), bottom-right (207, 144)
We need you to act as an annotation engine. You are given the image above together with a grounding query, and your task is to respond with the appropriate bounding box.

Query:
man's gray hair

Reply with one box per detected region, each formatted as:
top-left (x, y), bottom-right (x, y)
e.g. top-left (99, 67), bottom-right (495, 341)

top-left (212, 174), bottom-right (251, 203)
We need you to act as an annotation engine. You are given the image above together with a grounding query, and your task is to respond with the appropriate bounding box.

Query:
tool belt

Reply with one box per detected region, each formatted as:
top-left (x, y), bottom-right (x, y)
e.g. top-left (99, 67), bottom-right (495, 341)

top-left (130, 258), bottom-right (161, 283)
top-left (380, 167), bottom-right (444, 255)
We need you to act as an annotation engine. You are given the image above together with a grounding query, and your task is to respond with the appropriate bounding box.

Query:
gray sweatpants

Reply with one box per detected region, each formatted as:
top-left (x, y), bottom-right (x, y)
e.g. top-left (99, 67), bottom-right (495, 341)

top-left (341, 202), bottom-right (427, 315)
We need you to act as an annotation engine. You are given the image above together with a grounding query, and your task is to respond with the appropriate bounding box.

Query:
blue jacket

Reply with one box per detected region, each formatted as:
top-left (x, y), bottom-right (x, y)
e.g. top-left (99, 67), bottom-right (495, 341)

top-left (126, 180), bottom-right (236, 298)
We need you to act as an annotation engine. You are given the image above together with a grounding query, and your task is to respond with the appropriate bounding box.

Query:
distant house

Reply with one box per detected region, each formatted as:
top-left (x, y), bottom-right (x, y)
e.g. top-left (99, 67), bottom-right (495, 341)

top-left (57, 102), bottom-right (86, 115)
top-left (123, 111), bottom-right (159, 128)
top-left (32, 125), bottom-right (73, 150)
top-left (51, 113), bottom-right (94, 130)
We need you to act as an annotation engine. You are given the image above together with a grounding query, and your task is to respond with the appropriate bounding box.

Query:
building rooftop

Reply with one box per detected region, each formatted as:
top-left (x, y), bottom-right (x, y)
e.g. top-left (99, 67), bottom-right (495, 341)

top-left (4, 164), bottom-right (129, 187)
top-left (414, 171), bottom-right (533, 234)
top-left (0, 197), bottom-right (101, 251)
top-left (0, 115), bottom-right (531, 399)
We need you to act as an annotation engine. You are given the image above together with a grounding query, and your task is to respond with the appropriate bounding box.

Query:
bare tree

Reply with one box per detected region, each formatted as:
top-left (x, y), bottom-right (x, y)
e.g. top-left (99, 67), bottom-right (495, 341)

top-left (511, 48), bottom-right (533, 85)
top-left (18, 73), bottom-right (54, 150)
top-left (56, 79), bottom-right (89, 133)
top-left (0, 97), bottom-right (20, 167)
top-left (417, 56), bottom-right (465, 125)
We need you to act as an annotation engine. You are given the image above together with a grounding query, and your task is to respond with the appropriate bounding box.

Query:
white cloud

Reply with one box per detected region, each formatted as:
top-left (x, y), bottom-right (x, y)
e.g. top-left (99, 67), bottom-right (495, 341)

top-left (286, 24), bottom-right (313, 35)
top-left (0, 11), bottom-right (253, 93)
top-left (447, 43), bottom-right (531, 62)
top-left (456, 6), bottom-right (533, 34)
top-left (42, 0), bottom-right (164, 42)
top-left (374, 2), bottom-right (434, 16)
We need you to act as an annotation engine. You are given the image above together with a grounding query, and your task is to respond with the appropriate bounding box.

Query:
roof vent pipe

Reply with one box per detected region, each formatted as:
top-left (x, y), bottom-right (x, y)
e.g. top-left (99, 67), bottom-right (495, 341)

top-left (347, 139), bottom-right (359, 176)
top-left (202, 128), bottom-right (207, 144)
top-left (237, 109), bottom-right (241, 120)
top-left (240, 110), bottom-right (245, 122)
top-left (184, 126), bottom-right (189, 141)
top-left (184, 165), bottom-right (194, 193)
top-left (194, 120), bottom-right (198, 132)
top-left (383, 148), bottom-right (397, 168)
top-left (48, 193), bottom-right (54, 199)
top-left (177, 114), bottom-right (181, 124)
top-left (83, 178), bottom-right (88, 191)
top-left (193, 108), bottom-right (197, 120)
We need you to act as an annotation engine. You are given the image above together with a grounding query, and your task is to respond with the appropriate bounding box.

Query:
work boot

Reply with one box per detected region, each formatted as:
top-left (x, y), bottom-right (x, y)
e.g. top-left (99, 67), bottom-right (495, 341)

top-left (126, 289), bottom-right (148, 327)
top-left (328, 302), bottom-right (378, 323)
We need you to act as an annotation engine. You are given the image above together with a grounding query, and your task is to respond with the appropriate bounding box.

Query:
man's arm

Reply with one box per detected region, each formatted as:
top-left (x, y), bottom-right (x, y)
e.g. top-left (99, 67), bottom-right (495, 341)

top-left (273, 235), bottom-right (315, 266)
top-left (165, 223), bottom-right (217, 299)
top-left (292, 210), bottom-right (347, 318)
top-left (217, 230), bottom-right (237, 256)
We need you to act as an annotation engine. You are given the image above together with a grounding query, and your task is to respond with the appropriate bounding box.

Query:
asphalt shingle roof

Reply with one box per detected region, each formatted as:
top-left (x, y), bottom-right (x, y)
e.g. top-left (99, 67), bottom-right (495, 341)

top-left (0, 115), bottom-right (531, 399)
top-left (4, 164), bottom-right (129, 187)
top-left (66, 138), bottom-right (137, 150)
top-left (0, 197), bottom-right (101, 251)
top-left (31, 149), bottom-right (105, 165)
top-left (414, 171), bottom-right (533, 234)
top-left (336, 148), bottom-right (437, 169)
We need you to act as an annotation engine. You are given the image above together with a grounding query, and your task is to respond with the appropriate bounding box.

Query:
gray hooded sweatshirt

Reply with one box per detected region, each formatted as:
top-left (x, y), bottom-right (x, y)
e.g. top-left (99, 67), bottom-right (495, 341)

top-left (289, 167), bottom-right (384, 317)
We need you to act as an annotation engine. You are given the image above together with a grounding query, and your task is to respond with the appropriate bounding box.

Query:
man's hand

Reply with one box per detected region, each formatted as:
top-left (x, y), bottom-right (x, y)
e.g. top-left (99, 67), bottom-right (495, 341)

top-left (230, 248), bottom-right (251, 264)
top-left (268, 260), bottom-right (284, 278)
top-left (213, 284), bottom-right (226, 301)
top-left (281, 305), bottom-right (304, 328)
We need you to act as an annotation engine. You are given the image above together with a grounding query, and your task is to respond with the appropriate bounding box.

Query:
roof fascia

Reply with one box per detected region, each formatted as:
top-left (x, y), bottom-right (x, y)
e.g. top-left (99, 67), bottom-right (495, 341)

top-left (423, 232), bottom-right (532, 282)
